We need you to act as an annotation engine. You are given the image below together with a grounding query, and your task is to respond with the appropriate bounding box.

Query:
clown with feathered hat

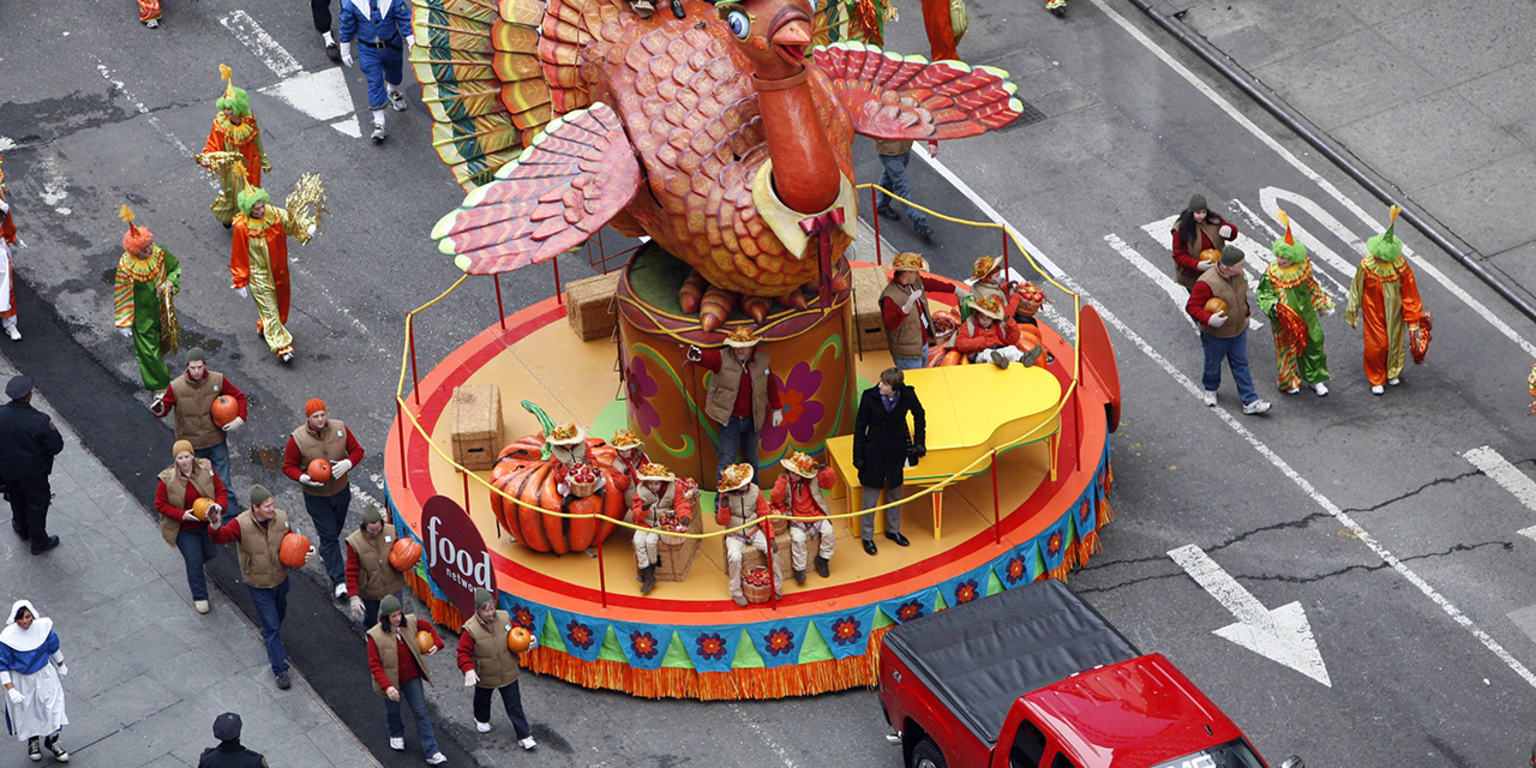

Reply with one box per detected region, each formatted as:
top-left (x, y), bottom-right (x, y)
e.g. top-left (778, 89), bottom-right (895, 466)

top-left (1255, 209), bottom-right (1334, 397)
top-left (113, 205), bottom-right (182, 389)
top-left (230, 180), bottom-right (320, 364)
top-left (197, 65), bottom-right (270, 227)
top-left (1345, 204), bottom-right (1428, 395)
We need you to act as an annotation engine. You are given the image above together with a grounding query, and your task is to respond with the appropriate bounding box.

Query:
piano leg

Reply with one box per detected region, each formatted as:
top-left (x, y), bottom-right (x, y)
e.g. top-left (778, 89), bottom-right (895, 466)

top-left (1049, 430), bottom-right (1059, 482)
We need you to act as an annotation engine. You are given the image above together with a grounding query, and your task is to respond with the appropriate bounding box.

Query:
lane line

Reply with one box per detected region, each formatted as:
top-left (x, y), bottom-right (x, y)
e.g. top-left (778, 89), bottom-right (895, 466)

top-left (912, 138), bottom-right (1536, 692)
top-left (220, 10), bottom-right (303, 78)
top-left (1463, 445), bottom-right (1536, 512)
top-left (1104, 233), bottom-right (1198, 331)
top-left (1085, 0), bottom-right (1536, 360)
top-left (92, 59), bottom-right (218, 191)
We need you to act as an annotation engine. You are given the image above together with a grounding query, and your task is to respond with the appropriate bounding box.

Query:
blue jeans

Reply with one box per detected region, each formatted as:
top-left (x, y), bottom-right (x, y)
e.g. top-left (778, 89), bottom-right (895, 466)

top-left (358, 42), bottom-right (404, 110)
top-left (893, 342), bottom-right (929, 371)
top-left (175, 528), bottom-right (218, 601)
top-left (876, 152), bottom-right (929, 229)
top-left (716, 415), bottom-right (759, 480)
top-left (304, 489), bottom-right (352, 587)
top-left (386, 678), bottom-right (440, 755)
top-left (194, 442), bottom-right (232, 506)
top-left (247, 580), bottom-right (290, 675)
top-left (1200, 329), bottom-right (1258, 405)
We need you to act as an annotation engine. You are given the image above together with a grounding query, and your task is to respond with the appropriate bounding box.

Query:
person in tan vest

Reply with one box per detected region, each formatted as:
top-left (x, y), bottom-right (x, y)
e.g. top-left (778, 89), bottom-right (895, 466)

top-left (1186, 246), bottom-right (1271, 415)
top-left (879, 252), bottom-right (955, 370)
top-left (209, 485), bottom-right (310, 690)
top-left (629, 463), bottom-right (696, 595)
top-left (687, 328), bottom-right (782, 481)
top-left (365, 595), bottom-right (446, 764)
top-left (1171, 194), bottom-right (1239, 291)
top-left (769, 451), bottom-right (837, 584)
top-left (716, 463), bottom-right (781, 606)
top-left (456, 589), bottom-right (538, 750)
top-left (345, 507), bottom-right (405, 628)
top-left (874, 139), bottom-right (935, 242)
top-left (153, 439), bottom-right (229, 614)
top-left (282, 398), bottom-right (364, 599)
top-left (151, 348), bottom-right (247, 504)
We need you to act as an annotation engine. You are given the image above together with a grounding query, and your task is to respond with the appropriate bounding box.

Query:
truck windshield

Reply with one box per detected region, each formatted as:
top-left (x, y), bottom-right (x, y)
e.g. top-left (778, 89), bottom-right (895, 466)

top-left (1148, 738), bottom-right (1265, 768)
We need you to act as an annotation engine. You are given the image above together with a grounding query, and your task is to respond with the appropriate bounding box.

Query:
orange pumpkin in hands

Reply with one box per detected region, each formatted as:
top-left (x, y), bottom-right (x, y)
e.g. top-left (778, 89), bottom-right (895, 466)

top-left (388, 537), bottom-right (422, 572)
top-left (191, 498), bottom-right (213, 521)
top-left (307, 458), bottom-right (332, 484)
top-left (210, 395), bottom-right (239, 427)
top-left (507, 626), bottom-right (533, 653)
top-left (278, 532), bottom-right (310, 567)
top-left (1203, 297), bottom-right (1228, 316)
top-left (1199, 248), bottom-right (1222, 264)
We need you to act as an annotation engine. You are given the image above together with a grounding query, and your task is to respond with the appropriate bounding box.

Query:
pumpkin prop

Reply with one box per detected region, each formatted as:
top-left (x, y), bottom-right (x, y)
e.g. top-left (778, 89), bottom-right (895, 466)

top-left (191, 497), bottom-right (213, 521)
top-left (210, 395), bottom-right (239, 427)
top-left (278, 532), bottom-right (310, 567)
top-left (307, 458), bottom-right (332, 484)
top-left (507, 626), bottom-right (533, 653)
top-left (388, 537), bottom-right (422, 572)
top-left (1199, 248), bottom-right (1222, 264)
top-left (1203, 297), bottom-right (1228, 316)
top-left (416, 629), bottom-right (435, 654)
top-left (489, 401), bottom-right (629, 554)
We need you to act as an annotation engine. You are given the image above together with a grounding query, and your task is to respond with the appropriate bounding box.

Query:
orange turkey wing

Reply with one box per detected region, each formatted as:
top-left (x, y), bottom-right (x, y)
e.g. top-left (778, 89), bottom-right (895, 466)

top-left (812, 42), bottom-right (1027, 141)
top-left (539, 0), bottom-right (637, 114)
top-left (431, 102), bottom-right (643, 275)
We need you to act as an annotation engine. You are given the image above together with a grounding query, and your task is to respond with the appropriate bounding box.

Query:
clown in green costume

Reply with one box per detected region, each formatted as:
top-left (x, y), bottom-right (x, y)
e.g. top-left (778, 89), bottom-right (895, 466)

top-left (1256, 209), bottom-right (1333, 396)
top-left (113, 205), bottom-right (181, 390)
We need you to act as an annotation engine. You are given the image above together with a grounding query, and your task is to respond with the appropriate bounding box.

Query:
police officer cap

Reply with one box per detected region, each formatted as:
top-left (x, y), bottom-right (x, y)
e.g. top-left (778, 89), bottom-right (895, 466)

top-left (213, 712), bottom-right (242, 742)
top-left (5, 375), bottom-right (32, 400)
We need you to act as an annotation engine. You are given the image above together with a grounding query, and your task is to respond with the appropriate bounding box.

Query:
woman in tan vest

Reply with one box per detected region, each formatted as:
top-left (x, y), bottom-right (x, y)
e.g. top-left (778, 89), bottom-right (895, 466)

top-left (153, 439), bottom-right (228, 614)
top-left (456, 589), bottom-right (538, 750)
top-left (366, 595), bottom-right (446, 764)
top-left (1171, 194), bottom-right (1239, 291)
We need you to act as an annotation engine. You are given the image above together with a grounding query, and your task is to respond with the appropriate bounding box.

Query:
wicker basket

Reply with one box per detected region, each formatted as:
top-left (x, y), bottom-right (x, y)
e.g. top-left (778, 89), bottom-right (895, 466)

top-left (742, 567), bottom-right (773, 604)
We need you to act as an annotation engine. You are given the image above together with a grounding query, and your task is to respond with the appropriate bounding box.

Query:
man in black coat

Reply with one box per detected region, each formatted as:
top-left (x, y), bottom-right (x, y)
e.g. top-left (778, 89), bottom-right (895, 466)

top-left (199, 712), bottom-right (269, 768)
top-left (0, 375), bottom-right (64, 554)
top-left (852, 368), bottom-right (926, 555)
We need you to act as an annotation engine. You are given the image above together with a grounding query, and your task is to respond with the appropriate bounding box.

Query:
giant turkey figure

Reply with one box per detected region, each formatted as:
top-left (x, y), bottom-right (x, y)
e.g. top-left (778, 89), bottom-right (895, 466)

top-left (418, 0), bottom-right (1024, 315)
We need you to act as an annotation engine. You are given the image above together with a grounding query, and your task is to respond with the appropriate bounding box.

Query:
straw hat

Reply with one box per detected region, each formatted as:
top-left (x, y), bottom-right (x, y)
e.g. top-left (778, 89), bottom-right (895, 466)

top-left (971, 294), bottom-right (1006, 320)
top-left (891, 252), bottom-right (928, 273)
top-left (546, 422), bottom-right (586, 446)
top-left (970, 255), bottom-right (1003, 282)
top-left (722, 327), bottom-right (760, 349)
top-left (717, 463), bottom-right (754, 493)
top-left (636, 462), bottom-right (675, 483)
top-left (780, 451), bottom-right (820, 479)
top-left (609, 429), bottom-right (642, 450)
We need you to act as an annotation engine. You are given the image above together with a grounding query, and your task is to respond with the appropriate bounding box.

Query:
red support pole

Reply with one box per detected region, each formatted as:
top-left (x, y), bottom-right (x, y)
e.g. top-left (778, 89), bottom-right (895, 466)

top-left (553, 259), bottom-right (564, 305)
top-left (408, 318), bottom-right (421, 407)
top-left (595, 536), bottom-right (608, 608)
top-left (990, 450), bottom-right (1001, 545)
top-left (493, 274), bottom-right (507, 331)
top-left (598, 233), bottom-right (608, 273)
top-left (870, 187), bottom-right (883, 266)
top-left (395, 399), bottom-right (409, 490)
top-left (1001, 228), bottom-right (1010, 278)
top-left (462, 470), bottom-right (471, 516)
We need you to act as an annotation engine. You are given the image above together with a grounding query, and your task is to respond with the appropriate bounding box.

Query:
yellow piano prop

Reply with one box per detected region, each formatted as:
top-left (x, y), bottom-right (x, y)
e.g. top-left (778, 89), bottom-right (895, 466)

top-left (824, 363), bottom-right (1063, 539)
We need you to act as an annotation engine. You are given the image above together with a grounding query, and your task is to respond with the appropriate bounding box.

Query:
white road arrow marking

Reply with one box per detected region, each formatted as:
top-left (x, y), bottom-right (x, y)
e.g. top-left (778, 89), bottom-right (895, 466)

top-left (221, 10), bottom-right (361, 138)
top-left (1168, 544), bottom-right (1332, 687)
top-left (1462, 445), bottom-right (1536, 540)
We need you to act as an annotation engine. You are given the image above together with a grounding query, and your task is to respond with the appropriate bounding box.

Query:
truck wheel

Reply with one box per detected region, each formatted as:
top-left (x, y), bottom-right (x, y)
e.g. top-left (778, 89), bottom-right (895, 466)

top-left (910, 737), bottom-right (948, 768)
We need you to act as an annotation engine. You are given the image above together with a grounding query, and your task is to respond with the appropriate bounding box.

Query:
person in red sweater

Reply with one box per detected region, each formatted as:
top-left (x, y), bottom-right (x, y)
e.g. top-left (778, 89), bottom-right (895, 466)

top-left (345, 507), bottom-right (406, 628)
top-left (366, 595), bottom-right (446, 764)
top-left (282, 398), bottom-right (365, 599)
top-left (1185, 246), bottom-right (1271, 415)
top-left (151, 350), bottom-right (247, 507)
top-left (1171, 194), bottom-right (1239, 291)
top-left (879, 252), bottom-right (956, 370)
top-left (457, 588), bottom-right (538, 749)
top-left (688, 328), bottom-right (783, 481)
top-left (769, 451), bottom-right (837, 584)
top-left (155, 439), bottom-right (229, 614)
top-left (630, 463), bottom-right (696, 595)
top-left (608, 429), bottom-right (648, 506)
top-left (953, 293), bottom-right (1039, 368)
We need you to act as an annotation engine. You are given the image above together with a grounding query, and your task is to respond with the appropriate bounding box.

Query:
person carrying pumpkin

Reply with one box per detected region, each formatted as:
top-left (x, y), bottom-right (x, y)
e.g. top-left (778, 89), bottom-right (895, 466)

top-left (345, 507), bottom-right (405, 628)
top-left (716, 463), bottom-right (782, 606)
top-left (154, 439), bottom-right (228, 615)
top-left (229, 184), bottom-right (316, 364)
top-left (1256, 210), bottom-right (1334, 397)
top-left (770, 451), bottom-right (837, 584)
top-left (152, 348), bottom-right (247, 503)
top-left (687, 327), bottom-right (782, 481)
top-left (457, 588), bottom-right (538, 750)
top-left (953, 293), bottom-right (1040, 368)
top-left (113, 205), bottom-right (182, 391)
top-left (209, 485), bottom-right (311, 690)
top-left (1345, 205), bottom-right (1428, 396)
top-left (608, 429), bottom-right (648, 506)
top-left (1171, 194), bottom-right (1238, 291)
top-left (630, 463), bottom-right (694, 595)
top-left (879, 252), bottom-right (955, 370)
top-left (283, 398), bottom-right (365, 601)
top-left (366, 595), bottom-right (446, 765)
top-left (198, 66), bottom-right (270, 228)
top-left (1186, 246), bottom-right (1271, 415)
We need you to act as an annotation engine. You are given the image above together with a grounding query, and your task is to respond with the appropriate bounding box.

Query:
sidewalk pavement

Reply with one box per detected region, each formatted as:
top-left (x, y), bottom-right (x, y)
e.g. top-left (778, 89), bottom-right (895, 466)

top-left (0, 353), bottom-right (380, 768)
top-left (1163, 0), bottom-right (1536, 295)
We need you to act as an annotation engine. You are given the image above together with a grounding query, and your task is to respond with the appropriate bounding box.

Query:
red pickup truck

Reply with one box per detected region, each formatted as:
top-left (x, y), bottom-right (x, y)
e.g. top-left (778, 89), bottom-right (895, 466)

top-left (877, 580), bottom-right (1303, 768)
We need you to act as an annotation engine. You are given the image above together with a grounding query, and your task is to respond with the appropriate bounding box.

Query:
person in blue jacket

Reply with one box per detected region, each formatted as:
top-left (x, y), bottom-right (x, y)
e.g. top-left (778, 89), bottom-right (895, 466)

top-left (337, 0), bottom-right (414, 144)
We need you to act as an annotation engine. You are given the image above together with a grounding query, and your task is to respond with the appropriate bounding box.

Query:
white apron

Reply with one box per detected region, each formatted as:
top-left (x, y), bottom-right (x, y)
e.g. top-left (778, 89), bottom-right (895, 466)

top-left (1, 601), bottom-right (66, 741)
top-left (0, 240), bottom-right (13, 313)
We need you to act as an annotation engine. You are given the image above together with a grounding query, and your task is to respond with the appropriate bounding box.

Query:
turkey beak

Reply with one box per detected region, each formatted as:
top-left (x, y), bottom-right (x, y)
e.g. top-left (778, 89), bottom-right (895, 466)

top-left (770, 18), bottom-right (812, 66)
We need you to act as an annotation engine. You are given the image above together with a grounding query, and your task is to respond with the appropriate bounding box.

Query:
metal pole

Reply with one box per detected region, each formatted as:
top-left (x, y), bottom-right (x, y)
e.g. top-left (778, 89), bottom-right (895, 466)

top-left (494, 274), bottom-right (507, 331)
top-left (396, 399), bottom-right (409, 490)
top-left (1125, 0), bottom-right (1536, 326)
top-left (870, 187), bottom-right (883, 266)
top-left (1001, 227), bottom-right (1010, 278)
top-left (553, 259), bottom-right (564, 305)
top-left (462, 471), bottom-right (470, 516)
top-left (990, 450), bottom-right (1000, 545)
top-left (408, 318), bottom-right (421, 406)
top-left (596, 536), bottom-right (608, 608)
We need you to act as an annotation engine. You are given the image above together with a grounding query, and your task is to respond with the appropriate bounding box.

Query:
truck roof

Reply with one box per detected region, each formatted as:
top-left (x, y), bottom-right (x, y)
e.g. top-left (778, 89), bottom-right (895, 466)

top-left (882, 580), bottom-right (1140, 747)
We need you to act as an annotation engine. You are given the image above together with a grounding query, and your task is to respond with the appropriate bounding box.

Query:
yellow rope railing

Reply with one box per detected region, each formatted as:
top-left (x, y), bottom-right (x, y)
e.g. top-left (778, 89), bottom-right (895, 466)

top-left (394, 190), bottom-right (1087, 541)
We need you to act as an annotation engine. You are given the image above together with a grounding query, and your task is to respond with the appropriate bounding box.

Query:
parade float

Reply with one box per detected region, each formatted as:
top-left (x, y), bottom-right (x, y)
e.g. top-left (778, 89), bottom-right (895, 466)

top-left (387, 0), bottom-right (1122, 699)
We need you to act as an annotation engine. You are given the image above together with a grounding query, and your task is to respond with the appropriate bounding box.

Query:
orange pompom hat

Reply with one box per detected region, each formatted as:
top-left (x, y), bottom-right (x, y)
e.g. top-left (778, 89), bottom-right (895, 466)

top-left (120, 205), bottom-right (154, 253)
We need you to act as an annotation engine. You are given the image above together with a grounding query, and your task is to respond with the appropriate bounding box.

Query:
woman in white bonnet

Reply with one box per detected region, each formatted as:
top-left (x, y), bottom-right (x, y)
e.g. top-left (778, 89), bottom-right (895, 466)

top-left (0, 600), bottom-right (69, 762)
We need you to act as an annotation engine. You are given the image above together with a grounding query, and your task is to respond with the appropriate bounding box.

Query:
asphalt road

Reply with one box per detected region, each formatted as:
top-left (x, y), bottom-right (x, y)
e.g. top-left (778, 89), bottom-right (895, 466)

top-left (3, 0), bottom-right (1535, 766)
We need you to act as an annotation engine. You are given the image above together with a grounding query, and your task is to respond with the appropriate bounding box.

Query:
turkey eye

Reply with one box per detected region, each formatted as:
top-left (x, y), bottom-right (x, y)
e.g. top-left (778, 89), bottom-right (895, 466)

top-left (726, 9), bottom-right (750, 39)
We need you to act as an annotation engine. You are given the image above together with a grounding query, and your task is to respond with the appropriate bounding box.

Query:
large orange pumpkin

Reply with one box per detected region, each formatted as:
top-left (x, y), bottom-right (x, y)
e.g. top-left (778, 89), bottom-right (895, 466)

top-left (307, 458), bottom-right (332, 484)
top-left (507, 626), bottom-right (533, 653)
top-left (191, 497), bottom-right (213, 521)
top-left (416, 629), bottom-right (435, 654)
top-left (489, 435), bottom-right (629, 554)
top-left (210, 395), bottom-right (239, 427)
top-left (278, 532), bottom-right (310, 567)
top-left (389, 537), bottom-right (422, 572)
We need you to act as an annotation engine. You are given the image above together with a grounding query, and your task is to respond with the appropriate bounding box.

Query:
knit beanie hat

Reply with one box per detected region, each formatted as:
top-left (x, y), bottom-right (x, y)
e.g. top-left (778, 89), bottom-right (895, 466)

top-left (474, 588), bottom-right (494, 609)
top-left (363, 506), bottom-right (383, 525)
top-left (248, 484), bottom-right (272, 508)
top-left (305, 398), bottom-right (326, 416)
top-left (172, 439), bottom-right (194, 458)
top-left (1185, 194), bottom-right (1207, 213)
top-left (186, 347), bottom-right (207, 363)
top-left (1219, 245), bottom-right (1245, 266)
top-left (119, 205), bottom-right (154, 253)
top-left (379, 594), bottom-right (403, 618)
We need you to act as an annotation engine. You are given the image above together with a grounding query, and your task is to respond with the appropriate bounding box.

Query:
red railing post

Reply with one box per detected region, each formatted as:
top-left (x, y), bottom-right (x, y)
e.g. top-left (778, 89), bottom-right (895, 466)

top-left (395, 399), bottom-right (409, 490)
top-left (990, 450), bottom-right (1001, 545)
top-left (596, 537), bottom-right (608, 608)
top-left (493, 274), bottom-right (507, 331)
top-left (870, 187), bottom-right (883, 266)
top-left (408, 318), bottom-right (421, 407)
top-left (462, 471), bottom-right (471, 516)
top-left (1001, 228), bottom-right (1010, 278)
top-left (553, 259), bottom-right (564, 305)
